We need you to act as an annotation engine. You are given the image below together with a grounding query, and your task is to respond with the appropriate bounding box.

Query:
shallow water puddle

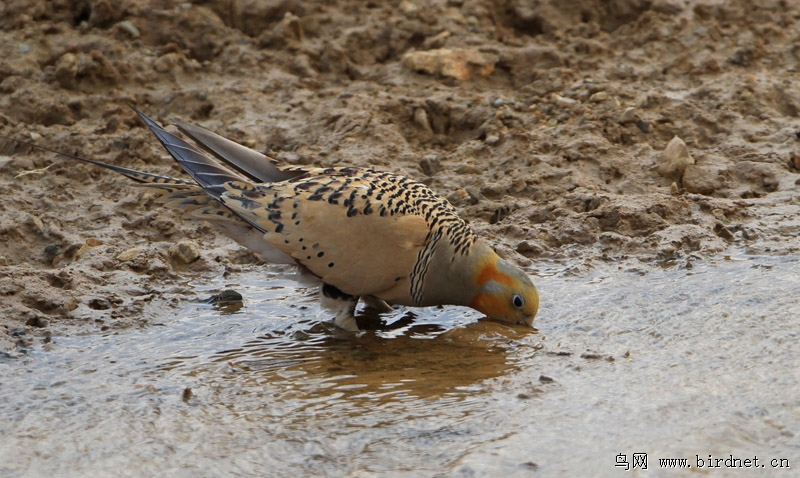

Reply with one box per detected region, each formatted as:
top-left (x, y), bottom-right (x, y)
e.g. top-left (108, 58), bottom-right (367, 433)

top-left (1, 253), bottom-right (798, 476)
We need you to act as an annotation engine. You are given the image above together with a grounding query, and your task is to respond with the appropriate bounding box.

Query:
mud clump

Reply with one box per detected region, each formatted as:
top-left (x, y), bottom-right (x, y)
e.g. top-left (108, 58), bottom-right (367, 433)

top-left (1, 0), bottom-right (800, 350)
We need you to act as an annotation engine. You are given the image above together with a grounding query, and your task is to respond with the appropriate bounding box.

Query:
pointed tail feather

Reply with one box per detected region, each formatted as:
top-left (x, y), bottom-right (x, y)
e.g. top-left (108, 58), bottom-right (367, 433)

top-left (3, 137), bottom-right (193, 186)
top-left (173, 119), bottom-right (304, 183)
top-left (130, 107), bottom-right (246, 200)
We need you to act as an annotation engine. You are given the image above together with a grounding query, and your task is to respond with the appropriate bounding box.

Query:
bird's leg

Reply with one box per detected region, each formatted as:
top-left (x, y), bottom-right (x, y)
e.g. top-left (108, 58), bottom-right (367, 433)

top-left (320, 283), bottom-right (359, 332)
top-left (362, 295), bottom-right (394, 314)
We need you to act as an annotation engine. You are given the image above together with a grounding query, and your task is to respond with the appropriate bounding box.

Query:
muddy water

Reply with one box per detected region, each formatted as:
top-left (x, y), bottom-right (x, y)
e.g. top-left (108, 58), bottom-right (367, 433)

top-left (1, 252), bottom-right (798, 477)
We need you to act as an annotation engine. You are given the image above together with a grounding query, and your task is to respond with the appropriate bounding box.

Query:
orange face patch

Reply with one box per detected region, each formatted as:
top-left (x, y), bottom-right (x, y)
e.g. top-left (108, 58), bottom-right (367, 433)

top-left (474, 259), bottom-right (515, 288)
top-left (469, 291), bottom-right (511, 320)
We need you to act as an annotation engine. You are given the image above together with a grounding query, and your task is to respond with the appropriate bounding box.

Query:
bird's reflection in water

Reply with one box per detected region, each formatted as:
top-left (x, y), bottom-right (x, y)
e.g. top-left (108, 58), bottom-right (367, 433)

top-left (205, 312), bottom-right (534, 400)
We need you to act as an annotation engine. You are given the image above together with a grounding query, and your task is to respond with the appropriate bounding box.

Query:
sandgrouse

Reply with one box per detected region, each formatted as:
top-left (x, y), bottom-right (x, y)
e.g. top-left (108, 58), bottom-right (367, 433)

top-left (30, 109), bottom-right (540, 331)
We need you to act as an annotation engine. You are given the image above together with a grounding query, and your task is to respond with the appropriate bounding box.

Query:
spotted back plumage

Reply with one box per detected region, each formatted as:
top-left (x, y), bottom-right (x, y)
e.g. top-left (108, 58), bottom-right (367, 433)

top-left (216, 167), bottom-right (477, 305)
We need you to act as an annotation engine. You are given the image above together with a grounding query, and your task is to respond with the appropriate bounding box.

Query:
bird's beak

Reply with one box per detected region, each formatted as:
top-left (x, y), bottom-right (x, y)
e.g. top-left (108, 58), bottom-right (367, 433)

top-left (517, 313), bottom-right (535, 327)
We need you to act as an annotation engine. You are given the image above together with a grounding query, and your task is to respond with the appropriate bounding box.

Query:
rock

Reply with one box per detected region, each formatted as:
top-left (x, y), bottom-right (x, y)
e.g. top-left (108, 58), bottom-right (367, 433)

top-left (741, 227), bottom-right (759, 240)
top-left (113, 20), bottom-right (140, 39)
top-left (422, 30), bottom-right (451, 50)
top-left (30, 215), bottom-right (45, 234)
top-left (419, 154), bottom-right (441, 176)
top-left (484, 133), bottom-right (501, 146)
top-left (657, 136), bottom-right (694, 183)
top-left (714, 223), bottom-right (735, 242)
top-left (790, 152), bottom-right (800, 170)
top-left (54, 52), bottom-right (80, 89)
top-left (730, 161), bottom-right (778, 192)
top-left (589, 91), bottom-right (608, 103)
top-left (499, 46), bottom-right (564, 85)
top-left (153, 52), bottom-right (185, 74)
top-left (117, 247), bottom-right (143, 261)
top-left (290, 54), bottom-right (316, 78)
top-left (26, 317), bottom-right (49, 328)
top-left (652, 0), bottom-right (684, 14)
top-left (63, 297), bottom-right (79, 312)
top-left (413, 107), bottom-right (433, 134)
top-left (729, 48), bottom-right (753, 67)
top-left (169, 240), bottom-right (201, 264)
top-left (54, 51), bottom-right (121, 89)
top-left (88, 298), bottom-right (112, 310)
top-left (682, 164), bottom-right (720, 195)
top-left (619, 107), bottom-right (637, 124)
top-left (399, 0), bottom-right (418, 15)
top-left (402, 48), bottom-right (497, 81)
top-left (446, 189), bottom-right (467, 206)
top-left (204, 289), bottom-right (244, 305)
top-left (516, 240), bottom-right (544, 256)
top-left (464, 187), bottom-right (485, 204)
top-left (551, 94), bottom-right (578, 106)
top-left (455, 164), bottom-right (480, 175)
top-left (635, 119), bottom-right (651, 133)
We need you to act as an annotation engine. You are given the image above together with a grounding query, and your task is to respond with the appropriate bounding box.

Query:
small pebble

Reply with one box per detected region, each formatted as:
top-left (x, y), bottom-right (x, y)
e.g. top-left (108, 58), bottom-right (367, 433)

top-left (619, 107), bottom-right (637, 124)
top-left (790, 152), bottom-right (800, 170)
top-left (30, 215), bottom-right (45, 234)
top-left (89, 298), bottom-right (112, 310)
top-left (658, 136), bottom-right (694, 182)
top-left (63, 297), bottom-right (79, 311)
top-left (399, 0), bottom-right (418, 15)
top-left (169, 240), bottom-right (200, 264)
top-left (588, 91), bottom-right (608, 102)
top-left (419, 154), bottom-right (441, 176)
top-left (714, 223), bottom-right (734, 242)
top-left (26, 317), bottom-right (49, 328)
top-left (413, 107), bottom-right (433, 134)
top-left (464, 187), bottom-right (485, 204)
top-left (117, 247), bottom-right (143, 261)
top-left (44, 244), bottom-right (60, 258)
top-left (741, 228), bottom-right (759, 240)
top-left (484, 134), bottom-right (501, 146)
top-left (455, 164), bottom-right (480, 174)
top-left (115, 20), bottom-right (140, 39)
top-left (635, 119), bottom-right (651, 133)
top-left (490, 98), bottom-right (505, 107)
top-left (551, 93), bottom-right (578, 106)
top-left (204, 289), bottom-right (244, 305)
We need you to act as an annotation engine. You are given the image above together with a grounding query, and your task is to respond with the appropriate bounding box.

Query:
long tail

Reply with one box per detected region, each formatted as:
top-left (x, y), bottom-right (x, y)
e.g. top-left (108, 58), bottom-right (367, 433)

top-left (5, 136), bottom-right (194, 187)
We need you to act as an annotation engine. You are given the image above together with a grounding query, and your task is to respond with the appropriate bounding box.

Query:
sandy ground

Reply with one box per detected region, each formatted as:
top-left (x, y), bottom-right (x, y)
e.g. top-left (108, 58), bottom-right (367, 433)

top-left (1, 0), bottom-right (799, 354)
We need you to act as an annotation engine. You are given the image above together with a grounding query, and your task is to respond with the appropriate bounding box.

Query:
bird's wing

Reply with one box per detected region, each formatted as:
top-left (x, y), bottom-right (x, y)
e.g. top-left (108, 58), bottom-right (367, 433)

top-left (135, 109), bottom-right (430, 278)
top-left (174, 119), bottom-right (307, 183)
top-left (217, 177), bottom-right (430, 298)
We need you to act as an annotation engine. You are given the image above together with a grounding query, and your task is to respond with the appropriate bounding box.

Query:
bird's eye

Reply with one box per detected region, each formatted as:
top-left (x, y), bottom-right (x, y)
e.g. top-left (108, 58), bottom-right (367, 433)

top-left (512, 294), bottom-right (524, 308)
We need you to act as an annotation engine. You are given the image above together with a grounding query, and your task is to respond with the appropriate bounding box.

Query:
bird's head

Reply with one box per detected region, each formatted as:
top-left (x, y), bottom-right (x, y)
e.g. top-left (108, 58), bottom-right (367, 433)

top-left (468, 255), bottom-right (539, 327)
